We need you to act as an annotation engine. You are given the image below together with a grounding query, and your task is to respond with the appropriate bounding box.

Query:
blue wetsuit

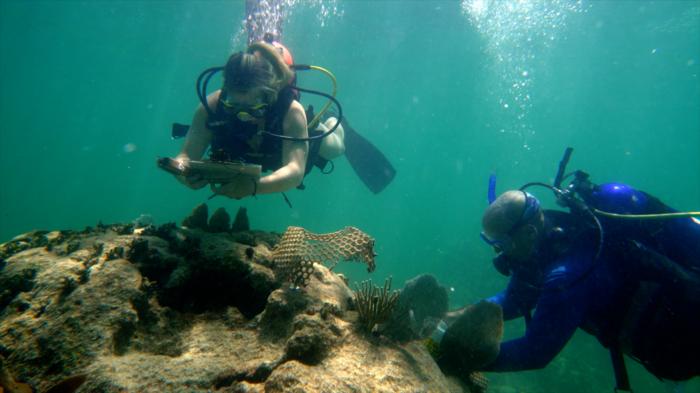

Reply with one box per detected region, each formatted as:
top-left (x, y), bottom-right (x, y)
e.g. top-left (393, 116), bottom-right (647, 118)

top-left (483, 185), bottom-right (700, 381)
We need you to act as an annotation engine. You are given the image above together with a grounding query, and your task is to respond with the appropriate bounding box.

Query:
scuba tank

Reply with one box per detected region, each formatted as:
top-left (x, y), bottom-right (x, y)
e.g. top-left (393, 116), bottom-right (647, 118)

top-left (559, 165), bottom-right (700, 276)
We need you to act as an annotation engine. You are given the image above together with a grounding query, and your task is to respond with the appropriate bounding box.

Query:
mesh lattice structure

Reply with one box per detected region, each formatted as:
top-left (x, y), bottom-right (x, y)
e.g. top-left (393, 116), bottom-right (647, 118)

top-left (271, 226), bottom-right (376, 287)
top-left (468, 372), bottom-right (489, 393)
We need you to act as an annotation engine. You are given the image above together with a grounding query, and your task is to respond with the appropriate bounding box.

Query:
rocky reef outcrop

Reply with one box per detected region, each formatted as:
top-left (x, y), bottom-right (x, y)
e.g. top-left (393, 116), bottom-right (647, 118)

top-left (0, 209), bottom-right (472, 393)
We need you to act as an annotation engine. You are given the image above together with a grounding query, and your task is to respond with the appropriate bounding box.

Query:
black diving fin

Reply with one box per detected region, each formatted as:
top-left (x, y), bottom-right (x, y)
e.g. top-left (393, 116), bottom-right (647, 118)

top-left (342, 117), bottom-right (396, 194)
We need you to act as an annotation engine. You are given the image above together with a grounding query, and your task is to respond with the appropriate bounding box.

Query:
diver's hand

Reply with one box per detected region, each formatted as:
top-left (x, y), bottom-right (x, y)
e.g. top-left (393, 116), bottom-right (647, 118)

top-left (437, 301), bottom-right (503, 374)
top-left (173, 157), bottom-right (207, 190)
top-left (210, 177), bottom-right (257, 200)
top-left (177, 174), bottom-right (207, 190)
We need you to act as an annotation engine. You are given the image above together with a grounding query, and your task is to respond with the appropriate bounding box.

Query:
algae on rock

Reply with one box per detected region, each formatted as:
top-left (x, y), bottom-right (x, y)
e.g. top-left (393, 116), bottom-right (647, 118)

top-left (0, 216), bottom-right (472, 393)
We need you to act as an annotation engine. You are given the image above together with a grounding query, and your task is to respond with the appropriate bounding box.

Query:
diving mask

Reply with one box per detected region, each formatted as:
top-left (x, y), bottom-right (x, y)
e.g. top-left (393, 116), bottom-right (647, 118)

top-left (221, 99), bottom-right (268, 121)
top-left (480, 232), bottom-right (514, 254)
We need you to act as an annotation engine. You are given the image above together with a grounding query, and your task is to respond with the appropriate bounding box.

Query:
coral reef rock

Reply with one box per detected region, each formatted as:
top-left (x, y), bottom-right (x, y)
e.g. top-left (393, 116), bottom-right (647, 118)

top-left (0, 222), bottom-right (472, 393)
top-left (182, 203), bottom-right (208, 230)
top-left (231, 207), bottom-right (250, 232)
top-left (384, 274), bottom-right (450, 342)
top-left (208, 207), bottom-right (231, 233)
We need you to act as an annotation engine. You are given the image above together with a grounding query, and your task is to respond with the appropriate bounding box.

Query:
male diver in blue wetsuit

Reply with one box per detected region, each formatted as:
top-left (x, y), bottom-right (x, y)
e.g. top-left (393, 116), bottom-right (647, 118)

top-left (433, 149), bottom-right (700, 391)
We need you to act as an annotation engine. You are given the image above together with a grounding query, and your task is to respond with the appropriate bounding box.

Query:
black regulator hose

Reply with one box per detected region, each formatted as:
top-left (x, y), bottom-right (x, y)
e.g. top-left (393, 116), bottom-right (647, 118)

top-left (554, 147), bottom-right (574, 189)
top-left (264, 85), bottom-right (343, 142)
top-left (195, 67), bottom-right (343, 143)
top-left (196, 66), bottom-right (223, 117)
top-left (520, 181), bottom-right (605, 262)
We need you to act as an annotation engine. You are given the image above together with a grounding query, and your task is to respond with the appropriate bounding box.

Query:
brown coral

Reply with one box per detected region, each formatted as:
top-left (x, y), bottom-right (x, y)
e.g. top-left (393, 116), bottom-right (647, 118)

top-left (182, 203), bottom-right (208, 230)
top-left (208, 207), bottom-right (231, 232)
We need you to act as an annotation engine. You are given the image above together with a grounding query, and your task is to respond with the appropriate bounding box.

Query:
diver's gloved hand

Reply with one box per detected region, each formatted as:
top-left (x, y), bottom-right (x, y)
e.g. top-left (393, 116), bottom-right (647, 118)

top-left (436, 301), bottom-right (504, 376)
top-left (382, 274), bottom-right (449, 342)
top-left (210, 177), bottom-right (257, 200)
top-left (173, 157), bottom-right (207, 190)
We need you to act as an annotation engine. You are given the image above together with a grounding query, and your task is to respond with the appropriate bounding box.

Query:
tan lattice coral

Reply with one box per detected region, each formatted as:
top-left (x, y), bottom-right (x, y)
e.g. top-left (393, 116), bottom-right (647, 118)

top-left (271, 226), bottom-right (376, 287)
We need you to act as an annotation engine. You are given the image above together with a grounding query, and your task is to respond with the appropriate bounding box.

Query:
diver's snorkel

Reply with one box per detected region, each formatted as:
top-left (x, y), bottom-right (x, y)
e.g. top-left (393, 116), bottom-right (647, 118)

top-left (487, 173), bottom-right (497, 205)
top-left (485, 146), bottom-right (574, 205)
top-left (194, 62), bottom-right (343, 142)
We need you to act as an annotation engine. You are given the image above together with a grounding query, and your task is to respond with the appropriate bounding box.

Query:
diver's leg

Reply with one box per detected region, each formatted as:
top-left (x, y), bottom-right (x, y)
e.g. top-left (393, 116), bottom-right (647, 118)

top-left (318, 117), bottom-right (345, 160)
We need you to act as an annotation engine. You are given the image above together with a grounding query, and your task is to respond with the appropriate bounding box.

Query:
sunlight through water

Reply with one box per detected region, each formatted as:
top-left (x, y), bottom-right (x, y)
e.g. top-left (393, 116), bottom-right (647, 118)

top-left (231, 0), bottom-right (343, 48)
top-left (461, 0), bottom-right (588, 141)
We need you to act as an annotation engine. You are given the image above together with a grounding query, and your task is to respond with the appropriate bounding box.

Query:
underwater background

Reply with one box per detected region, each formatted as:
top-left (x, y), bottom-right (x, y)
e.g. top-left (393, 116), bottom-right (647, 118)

top-left (1, 1), bottom-right (698, 392)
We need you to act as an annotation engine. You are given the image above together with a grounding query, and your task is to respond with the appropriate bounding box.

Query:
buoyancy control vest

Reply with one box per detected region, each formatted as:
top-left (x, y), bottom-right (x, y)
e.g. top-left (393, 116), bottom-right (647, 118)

top-left (205, 86), bottom-right (331, 179)
top-left (206, 86), bottom-right (294, 172)
top-left (577, 182), bottom-right (700, 381)
top-left (579, 182), bottom-right (700, 275)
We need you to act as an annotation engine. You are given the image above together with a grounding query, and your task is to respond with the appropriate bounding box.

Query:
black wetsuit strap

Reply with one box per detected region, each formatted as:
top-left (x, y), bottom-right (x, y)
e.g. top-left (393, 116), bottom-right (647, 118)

top-left (281, 192), bottom-right (292, 208)
top-left (610, 345), bottom-right (633, 392)
top-left (307, 136), bottom-right (330, 174)
top-left (305, 122), bottom-right (333, 173)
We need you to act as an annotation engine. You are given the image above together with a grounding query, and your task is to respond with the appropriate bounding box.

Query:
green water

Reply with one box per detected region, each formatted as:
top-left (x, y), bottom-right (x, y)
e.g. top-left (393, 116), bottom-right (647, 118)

top-left (1, 1), bottom-right (698, 392)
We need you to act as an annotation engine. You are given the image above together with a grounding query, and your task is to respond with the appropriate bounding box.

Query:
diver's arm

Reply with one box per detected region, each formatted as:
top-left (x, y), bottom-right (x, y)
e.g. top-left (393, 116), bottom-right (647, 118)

top-left (486, 291), bottom-right (524, 322)
top-left (485, 275), bottom-right (540, 321)
top-left (445, 276), bottom-right (537, 329)
top-left (255, 100), bottom-right (309, 194)
top-left (176, 92), bottom-right (218, 162)
top-left (173, 92), bottom-right (217, 189)
top-left (482, 267), bottom-right (588, 371)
